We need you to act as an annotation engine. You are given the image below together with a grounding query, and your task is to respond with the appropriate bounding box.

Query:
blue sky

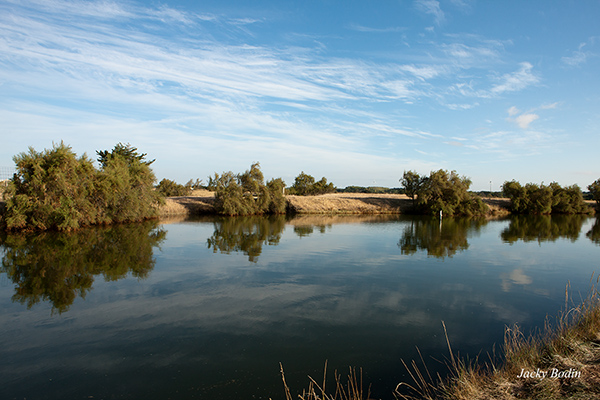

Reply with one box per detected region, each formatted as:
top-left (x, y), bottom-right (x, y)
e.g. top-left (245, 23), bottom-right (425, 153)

top-left (1, 0), bottom-right (599, 190)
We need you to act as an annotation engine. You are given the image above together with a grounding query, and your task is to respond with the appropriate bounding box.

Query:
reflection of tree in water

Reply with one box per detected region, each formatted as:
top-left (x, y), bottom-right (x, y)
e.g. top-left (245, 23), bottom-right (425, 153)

top-left (0, 221), bottom-right (166, 314)
top-left (587, 217), bottom-right (600, 245)
top-left (501, 215), bottom-right (587, 244)
top-left (293, 224), bottom-right (330, 237)
top-left (206, 215), bottom-right (286, 262)
top-left (398, 217), bottom-right (486, 258)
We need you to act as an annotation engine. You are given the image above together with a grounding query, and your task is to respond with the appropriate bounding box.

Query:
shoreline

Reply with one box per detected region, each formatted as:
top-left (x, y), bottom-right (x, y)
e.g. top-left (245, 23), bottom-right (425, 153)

top-left (158, 192), bottom-right (513, 218)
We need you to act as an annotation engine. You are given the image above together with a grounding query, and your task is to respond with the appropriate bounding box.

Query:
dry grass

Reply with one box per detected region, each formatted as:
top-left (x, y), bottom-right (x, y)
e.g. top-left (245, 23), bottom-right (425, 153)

top-left (481, 197), bottom-right (511, 217)
top-left (158, 190), bottom-right (216, 217)
top-left (285, 193), bottom-right (510, 216)
top-left (279, 280), bottom-right (600, 400)
top-left (157, 192), bottom-right (512, 217)
top-left (286, 193), bottom-right (413, 214)
top-left (278, 361), bottom-right (372, 400)
top-left (396, 279), bottom-right (600, 400)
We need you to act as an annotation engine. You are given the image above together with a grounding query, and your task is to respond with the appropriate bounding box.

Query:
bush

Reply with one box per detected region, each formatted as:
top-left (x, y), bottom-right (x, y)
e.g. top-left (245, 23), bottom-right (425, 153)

top-left (406, 169), bottom-right (488, 216)
top-left (502, 180), bottom-right (592, 214)
top-left (288, 172), bottom-right (336, 195)
top-left (589, 179), bottom-right (600, 208)
top-left (211, 163), bottom-right (287, 216)
top-left (2, 142), bottom-right (163, 231)
top-left (156, 178), bottom-right (192, 197)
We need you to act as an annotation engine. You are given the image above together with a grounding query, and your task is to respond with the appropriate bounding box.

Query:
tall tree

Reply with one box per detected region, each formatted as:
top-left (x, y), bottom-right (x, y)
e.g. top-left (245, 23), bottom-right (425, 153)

top-left (400, 170), bottom-right (422, 206)
top-left (589, 179), bottom-right (600, 208)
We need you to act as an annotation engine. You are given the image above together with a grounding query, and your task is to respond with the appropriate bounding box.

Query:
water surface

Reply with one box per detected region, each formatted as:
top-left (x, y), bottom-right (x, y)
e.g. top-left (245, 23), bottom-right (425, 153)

top-left (1, 214), bottom-right (598, 399)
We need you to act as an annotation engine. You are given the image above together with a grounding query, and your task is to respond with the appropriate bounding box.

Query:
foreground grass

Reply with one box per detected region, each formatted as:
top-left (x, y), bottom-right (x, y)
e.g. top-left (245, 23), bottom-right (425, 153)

top-left (279, 280), bottom-right (600, 400)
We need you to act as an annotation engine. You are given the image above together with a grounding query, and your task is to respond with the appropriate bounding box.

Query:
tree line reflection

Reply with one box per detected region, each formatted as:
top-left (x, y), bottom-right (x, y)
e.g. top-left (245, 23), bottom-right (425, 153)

top-left (398, 217), bottom-right (485, 258)
top-left (206, 215), bottom-right (287, 262)
top-left (500, 215), bottom-right (589, 244)
top-left (0, 221), bottom-right (166, 313)
top-left (1, 215), bottom-right (599, 313)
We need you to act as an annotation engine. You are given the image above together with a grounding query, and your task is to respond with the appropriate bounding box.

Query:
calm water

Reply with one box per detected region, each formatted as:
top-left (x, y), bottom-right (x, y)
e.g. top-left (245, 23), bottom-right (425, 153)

top-left (1, 214), bottom-right (599, 400)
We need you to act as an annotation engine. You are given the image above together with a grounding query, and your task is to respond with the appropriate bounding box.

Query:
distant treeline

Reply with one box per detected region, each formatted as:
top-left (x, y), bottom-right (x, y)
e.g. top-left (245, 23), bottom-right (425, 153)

top-left (1, 142), bottom-right (599, 230)
top-left (338, 186), bottom-right (404, 194)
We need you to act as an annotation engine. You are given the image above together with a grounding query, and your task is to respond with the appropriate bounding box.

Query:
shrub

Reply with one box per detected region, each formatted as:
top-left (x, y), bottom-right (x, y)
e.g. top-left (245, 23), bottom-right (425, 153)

top-left (3, 142), bottom-right (97, 231)
top-left (288, 172), bottom-right (336, 195)
top-left (94, 143), bottom-right (163, 224)
top-left (211, 163), bottom-right (287, 216)
top-left (502, 180), bottom-right (592, 214)
top-left (410, 169), bottom-right (488, 216)
top-left (156, 178), bottom-right (192, 197)
top-left (589, 179), bottom-right (600, 208)
top-left (2, 142), bottom-right (163, 231)
top-left (400, 170), bottom-right (423, 206)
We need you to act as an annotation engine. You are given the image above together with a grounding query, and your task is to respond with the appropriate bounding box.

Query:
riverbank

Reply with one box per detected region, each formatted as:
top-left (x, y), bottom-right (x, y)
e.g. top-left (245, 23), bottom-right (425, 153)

top-left (397, 285), bottom-right (600, 400)
top-left (284, 284), bottom-right (600, 400)
top-left (157, 191), bottom-right (513, 217)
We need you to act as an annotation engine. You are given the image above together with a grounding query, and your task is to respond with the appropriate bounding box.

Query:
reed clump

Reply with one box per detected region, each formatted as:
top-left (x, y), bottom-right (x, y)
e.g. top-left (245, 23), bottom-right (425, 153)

top-left (278, 361), bottom-right (372, 400)
top-left (397, 279), bottom-right (600, 400)
top-left (280, 280), bottom-right (600, 400)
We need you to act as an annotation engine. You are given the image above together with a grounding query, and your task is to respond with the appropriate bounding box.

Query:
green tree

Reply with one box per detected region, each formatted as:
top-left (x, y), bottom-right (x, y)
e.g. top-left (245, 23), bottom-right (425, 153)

top-left (156, 178), bottom-right (192, 197)
top-left (93, 143), bottom-right (163, 223)
top-left (212, 163), bottom-right (287, 216)
top-left (503, 180), bottom-right (591, 215)
top-left (400, 170), bottom-right (422, 206)
top-left (589, 179), bottom-right (600, 208)
top-left (3, 142), bottom-right (97, 231)
top-left (415, 170), bottom-right (488, 216)
top-left (288, 172), bottom-right (335, 195)
top-left (550, 183), bottom-right (589, 214)
top-left (312, 177), bottom-right (336, 195)
top-left (266, 178), bottom-right (287, 214)
top-left (97, 142), bottom-right (154, 167)
top-left (502, 180), bottom-right (527, 214)
top-left (290, 172), bottom-right (316, 195)
top-left (2, 142), bottom-right (162, 231)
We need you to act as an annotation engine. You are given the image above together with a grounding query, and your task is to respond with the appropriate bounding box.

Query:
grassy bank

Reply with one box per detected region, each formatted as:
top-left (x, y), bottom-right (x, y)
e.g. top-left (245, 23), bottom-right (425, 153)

top-left (159, 189), bottom-right (217, 217)
top-left (279, 281), bottom-right (600, 400)
top-left (157, 192), bottom-right (512, 217)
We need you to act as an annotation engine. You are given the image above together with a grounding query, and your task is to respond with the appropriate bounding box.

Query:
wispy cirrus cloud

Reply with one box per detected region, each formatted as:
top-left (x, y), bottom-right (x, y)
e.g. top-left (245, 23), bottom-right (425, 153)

top-left (348, 23), bottom-right (407, 33)
top-left (561, 38), bottom-right (597, 67)
top-left (490, 62), bottom-right (539, 95)
top-left (0, 0), bottom-right (569, 187)
top-left (414, 0), bottom-right (445, 25)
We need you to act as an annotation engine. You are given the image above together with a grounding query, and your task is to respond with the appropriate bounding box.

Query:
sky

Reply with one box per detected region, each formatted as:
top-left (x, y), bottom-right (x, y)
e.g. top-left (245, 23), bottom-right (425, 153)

top-left (0, 0), bottom-right (599, 190)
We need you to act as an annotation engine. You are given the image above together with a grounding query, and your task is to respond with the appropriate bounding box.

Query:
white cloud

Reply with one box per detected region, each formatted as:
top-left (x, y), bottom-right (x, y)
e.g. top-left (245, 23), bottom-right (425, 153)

top-left (514, 113), bottom-right (539, 129)
top-left (506, 102), bottom-right (558, 129)
top-left (349, 24), bottom-right (407, 33)
top-left (561, 41), bottom-right (593, 67)
top-left (414, 0), bottom-right (445, 25)
top-left (507, 106), bottom-right (520, 116)
top-left (490, 62), bottom-right (539, 95)
top-left (539, 102), bottom-right (559, 110)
